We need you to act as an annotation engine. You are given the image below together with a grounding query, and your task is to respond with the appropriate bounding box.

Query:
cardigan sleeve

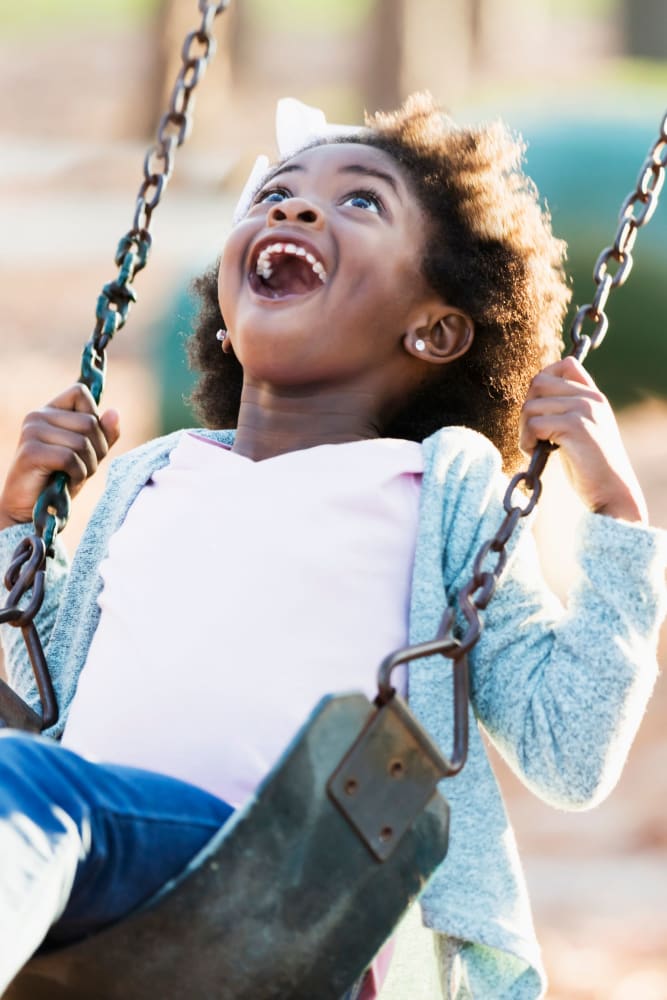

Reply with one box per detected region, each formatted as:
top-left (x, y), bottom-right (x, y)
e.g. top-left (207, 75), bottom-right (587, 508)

top-left (0, 523), bottom-right (70, 711)
top-left (0, 431), bottom-right (198, 734)
top-left (439, 433), bottom-right (667, 810)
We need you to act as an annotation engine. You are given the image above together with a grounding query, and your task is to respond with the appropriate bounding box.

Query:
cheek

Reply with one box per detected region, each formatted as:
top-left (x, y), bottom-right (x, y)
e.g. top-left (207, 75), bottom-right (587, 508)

top-left (217, 263), bottom-right (232, 323)
top-left (217, 262), bottom-right (240, 332)
top-left (341, 260), bottom-right (419, 330)
top-left (217, 225), bottom-right (253, 322)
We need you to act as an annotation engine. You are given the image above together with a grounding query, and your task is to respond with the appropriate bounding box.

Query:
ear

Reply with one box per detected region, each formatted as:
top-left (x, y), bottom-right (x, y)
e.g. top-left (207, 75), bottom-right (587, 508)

top-left (404, 306), bottom-right (474, 365)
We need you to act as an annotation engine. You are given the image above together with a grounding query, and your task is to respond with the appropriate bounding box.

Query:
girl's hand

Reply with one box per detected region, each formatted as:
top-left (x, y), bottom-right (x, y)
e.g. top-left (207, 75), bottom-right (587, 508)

top-left (0, 384), bottom-right (120, 531)
top-left (519, 357), bottom-right (648, 524)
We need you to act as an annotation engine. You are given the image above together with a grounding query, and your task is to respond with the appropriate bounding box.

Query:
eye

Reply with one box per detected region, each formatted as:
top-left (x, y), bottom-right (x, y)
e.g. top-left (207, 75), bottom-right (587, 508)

top-left (255, 186), bottom-right (291, 205)
top-left (342, 189), bottom-right (383, 214)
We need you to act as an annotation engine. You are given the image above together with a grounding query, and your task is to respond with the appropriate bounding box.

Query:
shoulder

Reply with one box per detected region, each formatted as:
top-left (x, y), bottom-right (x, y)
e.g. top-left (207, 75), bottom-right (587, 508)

top-left (415, 427), bottom-right (519, 580)
top-left (420, 426), bottom-right (505, 495)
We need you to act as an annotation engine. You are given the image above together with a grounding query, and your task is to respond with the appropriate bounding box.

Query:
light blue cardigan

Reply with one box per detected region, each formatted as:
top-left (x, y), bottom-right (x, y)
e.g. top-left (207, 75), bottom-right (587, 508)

top-left (1, 425), bottom-right (665, 998)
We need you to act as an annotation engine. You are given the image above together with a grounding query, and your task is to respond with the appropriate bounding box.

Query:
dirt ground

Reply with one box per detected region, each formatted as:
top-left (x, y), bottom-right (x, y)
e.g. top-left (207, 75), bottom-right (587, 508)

top-left (1, 15), bottom-right (666, 999)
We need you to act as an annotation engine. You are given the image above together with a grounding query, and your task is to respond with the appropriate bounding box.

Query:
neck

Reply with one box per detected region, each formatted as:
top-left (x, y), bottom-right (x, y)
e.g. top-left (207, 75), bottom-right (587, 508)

top-left (232, 382), bottom-right (383, 461)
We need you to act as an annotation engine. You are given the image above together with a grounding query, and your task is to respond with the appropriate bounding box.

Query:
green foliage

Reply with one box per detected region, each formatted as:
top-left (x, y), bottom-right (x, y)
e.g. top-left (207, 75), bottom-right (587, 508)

top-left (549, 0), bottom-right (617, 14)
top-left (608, 57), bottom-right (667, 89)
top-left (250, 0), bottom-right (375, 33)
top-left (566, 248), bottom-right (667, 407)
top-left (152, 286), bottom-right (199, 434)
top-left (521, 114), bottom-right (667, 406)
top-left (0, 0), bottom-right (160, 32)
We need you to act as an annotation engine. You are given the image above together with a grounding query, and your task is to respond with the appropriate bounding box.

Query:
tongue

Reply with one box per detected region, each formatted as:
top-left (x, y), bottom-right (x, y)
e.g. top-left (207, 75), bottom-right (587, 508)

top-left (261, 255), bottom-right (321, 298)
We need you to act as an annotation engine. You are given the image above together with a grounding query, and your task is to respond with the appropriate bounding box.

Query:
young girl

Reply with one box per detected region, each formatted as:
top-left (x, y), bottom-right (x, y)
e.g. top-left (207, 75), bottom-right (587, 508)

top-left (0, 94), bottom-right (665, 999)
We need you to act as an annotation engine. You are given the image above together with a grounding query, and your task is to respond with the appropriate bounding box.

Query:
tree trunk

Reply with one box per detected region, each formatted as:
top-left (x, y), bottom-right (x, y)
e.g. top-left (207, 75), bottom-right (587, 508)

top-left (621, 0), bottom-right (667, 59)
top-left (151, 0), bottom-right (238, 147)
top-left (361, 0), bottom-right (403, 114)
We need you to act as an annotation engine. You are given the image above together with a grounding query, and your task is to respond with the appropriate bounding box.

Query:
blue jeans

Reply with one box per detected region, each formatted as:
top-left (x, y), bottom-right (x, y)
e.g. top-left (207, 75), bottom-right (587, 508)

top-left (0, 730), bottom-right (234, 991)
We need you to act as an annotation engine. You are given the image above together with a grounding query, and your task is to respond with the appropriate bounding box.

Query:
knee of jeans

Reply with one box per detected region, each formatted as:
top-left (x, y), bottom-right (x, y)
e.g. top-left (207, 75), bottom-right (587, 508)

top-left (0, 731), bottom-right (93, 846)
top-left (0, 732), bottom-right (66, 799)
top-left (0, 729), bottom-right (55, 762)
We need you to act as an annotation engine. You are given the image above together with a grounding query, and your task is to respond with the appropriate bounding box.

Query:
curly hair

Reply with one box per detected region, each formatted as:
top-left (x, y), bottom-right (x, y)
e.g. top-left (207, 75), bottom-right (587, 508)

top-left (187, 93), bottom-right (570, 472)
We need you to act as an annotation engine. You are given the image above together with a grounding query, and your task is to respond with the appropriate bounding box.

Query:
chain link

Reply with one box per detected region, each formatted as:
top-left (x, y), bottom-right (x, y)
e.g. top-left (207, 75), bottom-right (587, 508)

top-left (452, 113), bottom-right (667, 653)
top-left (1, 54), bottom-right (663, 735)
top-left (0, 1), bottom-right (230, 730)
top-left (92, 0), bottom-right (229, 368)
top-left (379, 112), bottom-right (667, 771)
top-left (569, 111), bottom-right (667, 365)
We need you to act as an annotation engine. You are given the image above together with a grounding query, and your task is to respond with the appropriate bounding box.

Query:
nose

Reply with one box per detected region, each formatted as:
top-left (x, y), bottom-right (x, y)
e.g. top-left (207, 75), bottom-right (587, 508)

top-left (266, 197), bottom-right (324, 229)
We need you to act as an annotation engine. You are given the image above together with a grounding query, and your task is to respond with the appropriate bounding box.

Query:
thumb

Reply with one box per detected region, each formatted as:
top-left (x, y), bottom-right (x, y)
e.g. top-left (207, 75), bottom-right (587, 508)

top-left (100, 408), bottom-right (121, 448)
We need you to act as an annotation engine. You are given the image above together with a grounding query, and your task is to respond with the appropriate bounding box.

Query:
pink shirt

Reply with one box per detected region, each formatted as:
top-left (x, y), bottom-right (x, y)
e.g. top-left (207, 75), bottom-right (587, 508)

top-left (64, 434), bottom-right (423, 804)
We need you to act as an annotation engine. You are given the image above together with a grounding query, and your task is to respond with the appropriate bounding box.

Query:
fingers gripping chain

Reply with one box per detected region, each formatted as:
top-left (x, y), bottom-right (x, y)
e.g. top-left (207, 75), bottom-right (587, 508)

top-left (378, 114), bottom-right (667, 772)
top-left (0, 2), bottom-right (231, 731)
top-left (0, 61), bottom-right (663, 736)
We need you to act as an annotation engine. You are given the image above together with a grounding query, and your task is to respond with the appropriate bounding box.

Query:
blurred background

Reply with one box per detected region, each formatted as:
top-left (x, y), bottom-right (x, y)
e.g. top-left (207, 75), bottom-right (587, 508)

top-left (0, 1), bottom-right (666, 996)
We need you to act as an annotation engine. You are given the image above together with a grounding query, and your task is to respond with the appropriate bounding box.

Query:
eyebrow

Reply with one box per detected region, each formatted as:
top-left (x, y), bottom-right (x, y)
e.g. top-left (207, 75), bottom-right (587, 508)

top-left (267, 163), bottom-right (304, 182)
top-left (265, 161), bottom-right (402, 200)
top-left (338, 164), bottom-right (402, 200)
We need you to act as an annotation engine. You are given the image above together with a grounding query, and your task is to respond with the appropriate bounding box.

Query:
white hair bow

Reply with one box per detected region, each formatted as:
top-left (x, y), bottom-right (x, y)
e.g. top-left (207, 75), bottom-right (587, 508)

top-left (232, 98), bottom-right (364, 224)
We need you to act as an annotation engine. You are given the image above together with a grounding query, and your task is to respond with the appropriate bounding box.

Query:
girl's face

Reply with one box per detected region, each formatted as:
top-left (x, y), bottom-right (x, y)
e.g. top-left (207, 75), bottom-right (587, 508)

top-left (218, 142), bottom-right (452, 401)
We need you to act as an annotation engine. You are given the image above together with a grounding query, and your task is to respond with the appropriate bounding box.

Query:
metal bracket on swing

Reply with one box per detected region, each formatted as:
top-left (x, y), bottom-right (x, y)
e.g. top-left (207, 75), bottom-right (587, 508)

top-left (328, 626), bottom-right (469, 861)
top-left (328, 694), bottom-right (455, 861)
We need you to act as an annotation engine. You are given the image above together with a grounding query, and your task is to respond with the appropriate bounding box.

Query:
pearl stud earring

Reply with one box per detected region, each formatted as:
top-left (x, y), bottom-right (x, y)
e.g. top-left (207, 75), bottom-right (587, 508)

top-left (216, 328), bottom-right (227, 343)
top-left (415, 338), bottom-right (426, 352)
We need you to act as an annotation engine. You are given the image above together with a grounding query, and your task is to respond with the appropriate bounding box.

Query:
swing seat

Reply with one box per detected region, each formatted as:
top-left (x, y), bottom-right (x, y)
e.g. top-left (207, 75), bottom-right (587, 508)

top-left (5, 692), bottom-right (451, 1000)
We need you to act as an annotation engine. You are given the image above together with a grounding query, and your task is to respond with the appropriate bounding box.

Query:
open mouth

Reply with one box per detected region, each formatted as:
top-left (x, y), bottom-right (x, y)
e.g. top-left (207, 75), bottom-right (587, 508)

top-left (248, 241), bottom-right (328, 300)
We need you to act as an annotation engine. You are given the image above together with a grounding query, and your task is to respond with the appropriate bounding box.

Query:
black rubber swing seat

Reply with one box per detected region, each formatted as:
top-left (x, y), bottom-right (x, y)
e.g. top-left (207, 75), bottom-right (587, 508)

top-left (5, 692), bottom-right (451, 1000)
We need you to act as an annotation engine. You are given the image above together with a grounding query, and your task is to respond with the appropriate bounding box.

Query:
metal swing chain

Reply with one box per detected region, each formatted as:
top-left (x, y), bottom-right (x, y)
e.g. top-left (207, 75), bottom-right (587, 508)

top-left (377, 110), bottom-right (667, 776)
top-left (0, 0), bottom-right (229, 730)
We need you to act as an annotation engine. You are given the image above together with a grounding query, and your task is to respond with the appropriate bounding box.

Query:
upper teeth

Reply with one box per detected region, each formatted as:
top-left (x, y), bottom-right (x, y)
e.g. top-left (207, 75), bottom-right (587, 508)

top-left (255, 242), bottom-right (327, 283)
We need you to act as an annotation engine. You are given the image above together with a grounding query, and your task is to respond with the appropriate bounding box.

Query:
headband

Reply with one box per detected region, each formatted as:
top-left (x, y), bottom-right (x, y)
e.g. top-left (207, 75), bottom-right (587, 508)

top-left (232, 98), bottom-right (365, 224)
